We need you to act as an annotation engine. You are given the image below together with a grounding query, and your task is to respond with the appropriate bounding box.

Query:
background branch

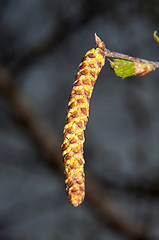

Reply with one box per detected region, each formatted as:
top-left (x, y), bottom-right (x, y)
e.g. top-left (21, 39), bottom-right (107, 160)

top-left (0, 65), bottom-right (152, 240)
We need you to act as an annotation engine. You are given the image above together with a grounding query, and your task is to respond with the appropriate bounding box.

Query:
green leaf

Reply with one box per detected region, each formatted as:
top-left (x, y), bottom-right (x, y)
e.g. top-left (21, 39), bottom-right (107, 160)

top-left (109, 59), bottom-right (135, 78)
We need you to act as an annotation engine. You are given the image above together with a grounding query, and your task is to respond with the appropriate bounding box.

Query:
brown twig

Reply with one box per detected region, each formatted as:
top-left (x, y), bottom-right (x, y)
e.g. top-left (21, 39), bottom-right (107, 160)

top-left (0, 66), bottom-right (152, 240)
top-left (86, 174), bottom-right (150, 240)
top-left (12, 6), bottom-right (104, 75)
top-left (95, 33), bottom-right (159, 71)
top-left (0, 65), bottom-right (63, 171)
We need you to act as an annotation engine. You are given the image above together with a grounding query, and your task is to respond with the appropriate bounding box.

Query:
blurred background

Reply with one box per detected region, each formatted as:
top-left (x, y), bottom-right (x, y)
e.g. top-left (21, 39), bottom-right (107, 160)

top-left (0, 0), bottom-right (159, 239)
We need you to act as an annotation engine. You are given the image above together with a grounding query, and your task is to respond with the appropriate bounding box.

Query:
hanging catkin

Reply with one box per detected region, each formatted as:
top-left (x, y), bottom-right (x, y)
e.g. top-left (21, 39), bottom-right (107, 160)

top-left (62, 34), bottom-right (106, 207)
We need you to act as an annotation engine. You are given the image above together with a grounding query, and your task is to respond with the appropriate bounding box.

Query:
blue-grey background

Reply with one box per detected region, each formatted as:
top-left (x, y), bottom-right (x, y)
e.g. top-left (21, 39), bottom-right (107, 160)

top-left (0, 0), bottom-right (159, 239)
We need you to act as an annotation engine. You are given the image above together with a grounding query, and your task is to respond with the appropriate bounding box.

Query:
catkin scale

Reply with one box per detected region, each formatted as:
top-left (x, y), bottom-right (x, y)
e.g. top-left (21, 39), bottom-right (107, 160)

top-left (62, 45), bottom-right (105, 207)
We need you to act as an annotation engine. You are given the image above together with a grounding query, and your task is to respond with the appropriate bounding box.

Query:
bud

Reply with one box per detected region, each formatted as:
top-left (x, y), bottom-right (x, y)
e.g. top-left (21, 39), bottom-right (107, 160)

top-left (134, 61), bottom-right (152, 76)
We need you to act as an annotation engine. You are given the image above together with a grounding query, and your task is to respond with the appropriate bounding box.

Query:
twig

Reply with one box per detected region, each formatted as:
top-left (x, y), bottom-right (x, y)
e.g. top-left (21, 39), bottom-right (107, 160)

top-left (86, 174), bottom-right (150, 240)
top-left (0, 65), bottom-right (63, 171)
top-left (95, 33), bottom-right (159, 71)
top-left (0, 66), bottom-right (152, 240)
top-left (12, 6), bottom-right (103, 75)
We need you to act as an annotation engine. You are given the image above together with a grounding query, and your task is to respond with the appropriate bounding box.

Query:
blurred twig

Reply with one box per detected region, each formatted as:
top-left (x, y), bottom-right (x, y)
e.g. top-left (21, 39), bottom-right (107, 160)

top-left (0, 65), bottom-right (152, 240)
top-left (12, 1), bottom-right (116, 75)
top-left (99, 177), bottom-right (159, 197)
top-left (0, 66), bottom-right (63, 171)
top-left (12, 1), bottom-right (106, 75)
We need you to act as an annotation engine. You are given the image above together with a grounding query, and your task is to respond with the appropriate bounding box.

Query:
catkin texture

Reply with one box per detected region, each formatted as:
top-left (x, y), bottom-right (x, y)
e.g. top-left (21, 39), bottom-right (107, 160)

top-left (62, 47), bottom-right (105, 207)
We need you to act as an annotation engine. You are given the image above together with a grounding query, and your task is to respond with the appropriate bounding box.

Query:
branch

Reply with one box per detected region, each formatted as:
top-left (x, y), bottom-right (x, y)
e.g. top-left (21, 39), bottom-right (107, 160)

top-left (95, 33), bottom-right (159, 78)
top-left (0, 65), bottom-right (63, 171)
top-left (86, 174), bottom-right (150, 240)
top-left (100, 177), bottom-right (159, 198)
top-left (12, 4), bottom-right (104, 75)
top-left (0, 66), bottom-right (152, 240)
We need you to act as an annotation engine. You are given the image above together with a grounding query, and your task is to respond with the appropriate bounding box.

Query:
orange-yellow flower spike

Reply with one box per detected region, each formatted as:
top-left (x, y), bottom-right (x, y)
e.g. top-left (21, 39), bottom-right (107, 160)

top-left (62, 36), bottom-right (105, 207)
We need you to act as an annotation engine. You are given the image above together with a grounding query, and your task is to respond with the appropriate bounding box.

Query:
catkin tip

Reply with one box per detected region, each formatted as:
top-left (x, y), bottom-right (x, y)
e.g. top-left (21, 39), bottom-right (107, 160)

top-left (69, 191), bottom-right (85, 207)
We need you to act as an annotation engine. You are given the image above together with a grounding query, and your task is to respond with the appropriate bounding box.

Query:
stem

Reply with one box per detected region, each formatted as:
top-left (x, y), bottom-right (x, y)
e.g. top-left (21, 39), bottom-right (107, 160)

top-left (95, 33), bottom-right (159, 71)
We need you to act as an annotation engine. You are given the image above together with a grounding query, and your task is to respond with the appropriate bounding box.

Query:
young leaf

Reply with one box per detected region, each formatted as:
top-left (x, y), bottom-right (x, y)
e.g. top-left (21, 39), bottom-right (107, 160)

top-left (109, 58), bottom-right (155, 78)
top-left (108, 59), bottom-right (135, 78)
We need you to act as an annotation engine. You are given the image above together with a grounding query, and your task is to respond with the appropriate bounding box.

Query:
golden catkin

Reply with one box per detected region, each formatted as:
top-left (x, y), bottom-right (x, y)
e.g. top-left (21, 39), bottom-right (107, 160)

top-left (62, 46), bottom-right (105, 207)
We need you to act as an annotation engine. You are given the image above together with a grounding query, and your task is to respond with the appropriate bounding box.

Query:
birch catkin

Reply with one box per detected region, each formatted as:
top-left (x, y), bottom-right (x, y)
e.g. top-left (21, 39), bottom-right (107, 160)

top-left (62, 34), bottom-right (106, 207)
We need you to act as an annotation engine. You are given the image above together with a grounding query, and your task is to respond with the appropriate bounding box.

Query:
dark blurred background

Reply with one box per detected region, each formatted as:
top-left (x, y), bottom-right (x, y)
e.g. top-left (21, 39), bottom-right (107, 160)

top-left (0, 0), bottom-right (159, 239)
